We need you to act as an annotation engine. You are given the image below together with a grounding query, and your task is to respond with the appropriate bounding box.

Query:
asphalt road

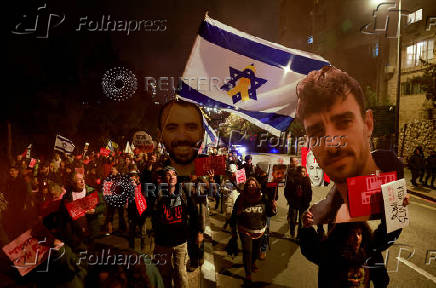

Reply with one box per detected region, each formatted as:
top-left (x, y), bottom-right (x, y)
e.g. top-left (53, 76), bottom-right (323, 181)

top-left (208, 184), bottom-right (436, 288)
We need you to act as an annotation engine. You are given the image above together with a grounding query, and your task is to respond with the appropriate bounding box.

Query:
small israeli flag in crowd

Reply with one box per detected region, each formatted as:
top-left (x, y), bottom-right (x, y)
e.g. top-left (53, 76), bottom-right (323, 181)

top-left (54, 135), bottom-right (75, 154)
top-left (179, 14), bottom-right (329, 136)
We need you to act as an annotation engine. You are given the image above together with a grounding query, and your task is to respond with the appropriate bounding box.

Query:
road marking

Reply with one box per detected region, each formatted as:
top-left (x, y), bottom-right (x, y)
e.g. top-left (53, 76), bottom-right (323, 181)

top-left (202, 224), bottom-right (216, 286)
top-left (409, 194), bottom-right (436, 205)
top-left (396, 257), bottom-right (436, 284)
top-left (409, 199), bottom-right (436, 211)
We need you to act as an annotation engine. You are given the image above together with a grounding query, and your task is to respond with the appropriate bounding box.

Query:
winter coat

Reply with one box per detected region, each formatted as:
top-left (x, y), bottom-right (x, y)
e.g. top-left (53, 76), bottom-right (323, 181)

top-left (284, 175), bottom-right (312, 210)
top-left (300, 221), bottom-right (401, 288)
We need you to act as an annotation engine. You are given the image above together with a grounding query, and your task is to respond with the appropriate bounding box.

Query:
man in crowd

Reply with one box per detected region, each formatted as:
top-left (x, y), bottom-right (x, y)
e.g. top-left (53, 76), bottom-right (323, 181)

top-left (297, 66), bottom-right (408, 287)
top-left (152, 166), bottom-right (203, 287)
top-left (63, 172), bottom-right (105, 247)
top-left (158, 100), bottom-right (205, 176)
top-left (242, 155), bottom-right (256, 178)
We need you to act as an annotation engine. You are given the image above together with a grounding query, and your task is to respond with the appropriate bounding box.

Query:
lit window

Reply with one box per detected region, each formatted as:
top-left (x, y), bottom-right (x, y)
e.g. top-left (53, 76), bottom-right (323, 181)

top-left (404, 39), bottom-right (434, 67)
top-left (408, 9), bottom-right (423, 24)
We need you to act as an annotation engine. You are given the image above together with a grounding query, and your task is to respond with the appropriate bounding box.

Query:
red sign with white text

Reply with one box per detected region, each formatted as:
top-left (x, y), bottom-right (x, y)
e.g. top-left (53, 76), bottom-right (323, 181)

top-left (65, 192), bottom-right (99, 220)
top-left (347, 171), bottom-right (397, 217)
top-left (134, 183), bottom-right (147, 216)
top-left (194, 155), bottom-right (226, 176)
top-left (236, 169), bottom-right (246, 184)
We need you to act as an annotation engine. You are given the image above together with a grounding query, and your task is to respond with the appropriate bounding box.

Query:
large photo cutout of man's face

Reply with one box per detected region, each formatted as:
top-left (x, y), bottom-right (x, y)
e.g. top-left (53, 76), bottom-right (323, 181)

top-left (159, 100), bottom-right (205, 176)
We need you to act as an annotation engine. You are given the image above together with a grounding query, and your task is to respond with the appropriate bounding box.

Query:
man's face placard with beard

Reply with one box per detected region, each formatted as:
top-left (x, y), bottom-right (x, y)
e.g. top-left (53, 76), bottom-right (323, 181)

top-left (160, 103), bottom-right (204, 166)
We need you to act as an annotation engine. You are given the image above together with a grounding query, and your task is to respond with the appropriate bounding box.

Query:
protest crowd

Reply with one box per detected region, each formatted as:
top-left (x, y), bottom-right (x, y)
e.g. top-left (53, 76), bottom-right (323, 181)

top-left (0, 57), bottom-right (420, 288)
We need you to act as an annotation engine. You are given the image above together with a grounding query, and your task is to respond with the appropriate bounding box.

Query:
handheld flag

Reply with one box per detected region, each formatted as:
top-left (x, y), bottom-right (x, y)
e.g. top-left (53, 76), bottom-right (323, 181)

top-left (54, 135), bottom-right (75, 154)
top-left (179, 14), bottom-right (329, 136)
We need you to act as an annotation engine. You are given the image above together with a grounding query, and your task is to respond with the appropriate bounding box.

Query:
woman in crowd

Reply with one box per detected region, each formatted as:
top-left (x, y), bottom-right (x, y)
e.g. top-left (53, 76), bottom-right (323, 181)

top-left (300, 219), bottom-right (404, 288)
top-left (230, 177), bottom-right (277, 285)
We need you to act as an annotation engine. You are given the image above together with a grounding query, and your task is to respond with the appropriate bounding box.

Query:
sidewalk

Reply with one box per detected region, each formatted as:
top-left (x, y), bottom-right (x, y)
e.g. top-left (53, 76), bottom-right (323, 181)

top-left (403, 168), bottom-right (436, 202)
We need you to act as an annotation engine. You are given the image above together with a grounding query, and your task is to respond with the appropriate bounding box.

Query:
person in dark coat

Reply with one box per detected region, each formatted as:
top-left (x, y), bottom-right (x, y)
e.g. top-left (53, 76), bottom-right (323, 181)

top-left (59, 172), bottom-right (105, 252)
top-left (242, 155), bottom-right (256, 178)
top-left (408, 147), bottom-right (425, 187)
top-left (424, 150), bottom-right (436, 189)
top-left (230, 177), bottom-right (277, 284)
top-left (300, 221), bottom-right (401, 288)
top-left (284, 166), bottom-right (312, 240)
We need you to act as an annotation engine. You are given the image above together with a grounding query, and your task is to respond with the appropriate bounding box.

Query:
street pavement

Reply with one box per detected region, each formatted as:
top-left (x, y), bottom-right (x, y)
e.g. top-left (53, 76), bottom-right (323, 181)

top-left (206, 180), bottom-right (436, 288)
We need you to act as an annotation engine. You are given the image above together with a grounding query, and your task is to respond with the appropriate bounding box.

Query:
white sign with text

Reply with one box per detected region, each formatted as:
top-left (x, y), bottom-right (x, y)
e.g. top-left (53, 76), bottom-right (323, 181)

top-left (381, 178), bottom-right (409, 233)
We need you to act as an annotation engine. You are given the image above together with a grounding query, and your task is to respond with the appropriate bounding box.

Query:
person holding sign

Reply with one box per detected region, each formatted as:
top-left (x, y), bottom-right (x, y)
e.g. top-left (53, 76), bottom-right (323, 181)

top-left (296, 66), bottom-right (410, 287)
top-left (158, 100), bottom-right (205, 176)
top-left (60, 172), bottom-right (105, 251)
top-left (296, 66), bottom-right (405, 225)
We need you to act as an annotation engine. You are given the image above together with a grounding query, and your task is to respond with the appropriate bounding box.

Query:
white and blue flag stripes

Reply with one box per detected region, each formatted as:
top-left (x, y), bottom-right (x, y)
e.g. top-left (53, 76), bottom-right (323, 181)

top-left (203, 117), bottom-right (218, 146)
top-left (179, 15), bottom-right (329, 136)
top-left (54, 135), bottom-right (75, 154)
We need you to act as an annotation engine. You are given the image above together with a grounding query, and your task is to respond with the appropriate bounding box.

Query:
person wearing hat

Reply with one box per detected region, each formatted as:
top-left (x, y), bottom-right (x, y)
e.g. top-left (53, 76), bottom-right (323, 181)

top-left (242, 155), bottom-right (256, 178)
top-left (151, 166), bottom-right (203, 288)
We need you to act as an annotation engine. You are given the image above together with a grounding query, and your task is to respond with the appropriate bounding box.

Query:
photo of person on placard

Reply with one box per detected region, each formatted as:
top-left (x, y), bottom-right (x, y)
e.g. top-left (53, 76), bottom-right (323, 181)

top-left (301, 147), bottom-right (328, 187)
top-left (306, 150), bottom-right (324, 187)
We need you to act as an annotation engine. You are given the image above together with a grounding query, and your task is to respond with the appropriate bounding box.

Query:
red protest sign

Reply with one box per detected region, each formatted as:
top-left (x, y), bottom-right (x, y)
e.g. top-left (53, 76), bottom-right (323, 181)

top-left (236, 169), bottom-right (246, 184)
top-left (28, 158), bottom-right (37, 168)
top-left (134, 183), bottom-right (147, 216)
top-left (65, 192), bottom-right (99, 220)
top-left (2, 229), bottom-right (50, 276)
top-left (99, 147), bottom-right (111, 157)
top-left (194, 155), bottom-right (226, 176)
top-left (347, 171), bottom-right (397, 218)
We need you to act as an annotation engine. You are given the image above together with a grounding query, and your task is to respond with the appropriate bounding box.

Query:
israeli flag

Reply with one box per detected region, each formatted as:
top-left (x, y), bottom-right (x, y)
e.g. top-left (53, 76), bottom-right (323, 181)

top-left (179, 15), bottom-right (329, 136)
top-left (203, 117), bottom-right (218, 146)
top-left (54, 135), bottom-right (75, 154)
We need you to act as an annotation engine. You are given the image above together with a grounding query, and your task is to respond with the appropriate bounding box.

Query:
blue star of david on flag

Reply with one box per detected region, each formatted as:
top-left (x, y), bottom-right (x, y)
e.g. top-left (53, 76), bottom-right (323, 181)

top-left (220, 64), bottom-right (267, 104)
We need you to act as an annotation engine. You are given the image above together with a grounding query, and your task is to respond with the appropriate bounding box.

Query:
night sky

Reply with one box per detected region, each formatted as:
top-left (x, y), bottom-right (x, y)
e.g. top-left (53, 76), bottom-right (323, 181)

top-left (6, 0), bottom-right (423, 159)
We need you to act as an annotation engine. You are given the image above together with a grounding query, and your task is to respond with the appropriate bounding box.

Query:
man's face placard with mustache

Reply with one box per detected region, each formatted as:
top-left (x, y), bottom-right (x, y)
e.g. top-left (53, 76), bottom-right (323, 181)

top-left (160, 103), bottom-right (204, 165)
top-left (303, 93), bottom-right (374, 184)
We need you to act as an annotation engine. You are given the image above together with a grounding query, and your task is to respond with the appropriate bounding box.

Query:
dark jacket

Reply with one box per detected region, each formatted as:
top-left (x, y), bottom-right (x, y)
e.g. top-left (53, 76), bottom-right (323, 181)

top-left (284, 175), bottom-right (312, 210)
top-left (151, 185), bottom-right (202, 247)
top-left (408, 153), bottom-right (425, 171)
top-left (230, 194), bottom-right (277, 237)
top-left (300, 221), bottom-right (401, 288)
